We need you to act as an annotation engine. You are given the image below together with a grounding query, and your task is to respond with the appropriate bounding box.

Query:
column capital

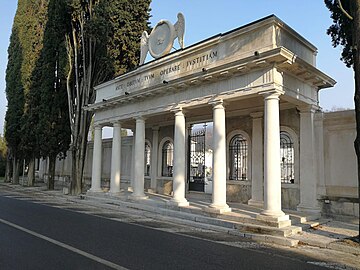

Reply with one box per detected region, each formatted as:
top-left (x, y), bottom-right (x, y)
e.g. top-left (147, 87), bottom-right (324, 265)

top-left (259, 89), bottom-right (284, 100)
top-left (152, 126), bottom-right (159, 132)
top-left (250, 111), bottom-right (264, 119)
top-left (171, 107), bottom-right (184, 116)
top-left (209, 99), bottom-right (225, 110)
top-left (134, 116), bottom-right (146, 122)
top-left (111, 121), bottom-right (122, 127)
top-left (297, 104), bottom-right (319, 113)
top-left (314, 110), bottom-right (324, 121)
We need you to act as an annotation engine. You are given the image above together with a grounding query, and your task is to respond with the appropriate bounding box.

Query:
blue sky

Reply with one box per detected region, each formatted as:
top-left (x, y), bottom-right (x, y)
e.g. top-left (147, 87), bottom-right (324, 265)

top-left (0, 0), bottom-right (355, 134)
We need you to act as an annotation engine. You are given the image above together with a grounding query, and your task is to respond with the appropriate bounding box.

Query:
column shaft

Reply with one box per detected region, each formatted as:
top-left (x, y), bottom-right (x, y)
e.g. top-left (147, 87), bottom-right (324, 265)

top-left (150, 127), bottom-right (159, 191)
top-left (129, 130), bottom-right (136, 191)
top-left (90, 125), bottom-right (102, 192)
top-left (132, 118), bottom-right (147, 199)
top-left (261, 92), bottom-right (285, 217)
top-left (249, 112), bottom-right (264, 207)
top-left (208, 100), bottom-right (230, 213)
top-left (298, 106), bottom-right (320, 212)
top-left (109, 122), bottom-right (121, 194)
top-left (170, 109), bottom-right (189, 206)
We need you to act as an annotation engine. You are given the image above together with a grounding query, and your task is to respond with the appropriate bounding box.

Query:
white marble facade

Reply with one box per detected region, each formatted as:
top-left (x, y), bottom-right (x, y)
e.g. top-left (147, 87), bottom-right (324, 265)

top-left (46, 16), bottom-right (357, 219)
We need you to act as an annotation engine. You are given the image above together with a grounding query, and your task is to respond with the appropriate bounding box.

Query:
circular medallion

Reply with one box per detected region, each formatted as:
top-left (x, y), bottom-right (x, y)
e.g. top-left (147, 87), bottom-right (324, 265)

top-left (148, 20), bottom-right (175, 59)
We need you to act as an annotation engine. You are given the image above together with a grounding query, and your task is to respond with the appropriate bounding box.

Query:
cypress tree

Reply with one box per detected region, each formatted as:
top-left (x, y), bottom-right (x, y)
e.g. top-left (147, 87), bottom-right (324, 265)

top-left (36, 0), bottom-right (71, 190)
top-left (5, 3), bottom-right (25, 185)
top-left (5, 0), bottom-right (48, 185)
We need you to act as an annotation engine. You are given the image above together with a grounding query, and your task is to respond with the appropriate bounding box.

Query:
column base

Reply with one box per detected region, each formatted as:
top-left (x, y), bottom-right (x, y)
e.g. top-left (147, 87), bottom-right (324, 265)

top-left (147, 188), bottom-right (156, 194)
top-left (168, 198), bottom-right (189, 207)
top-left (107, 190), bottom-right (123, 196)
top-left (87, 188), bottom-right (103, 194)
top-left (205, 204), bottom-right (231, 214)
top-left (257, 213), bottom-right (289, 223)
top-left (259, 209), bottom-right (287, 219)
top-left (256, 213), bottom-right (291, 228)
top-left (248, 199), bottom-right (264, 208)
top-left (128, 194), bottom-right (148, 201)
top-left (127, 186), bottom-right (133, 192)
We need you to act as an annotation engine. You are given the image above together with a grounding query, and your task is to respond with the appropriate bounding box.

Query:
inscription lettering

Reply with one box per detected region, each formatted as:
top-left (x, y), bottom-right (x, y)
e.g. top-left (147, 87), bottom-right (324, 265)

top-left (114, 50), bottom-right (218, 93)
top-left (159, 64), bottom-right (181, 76)
top-left (186, 51), bottom-right (218, 67)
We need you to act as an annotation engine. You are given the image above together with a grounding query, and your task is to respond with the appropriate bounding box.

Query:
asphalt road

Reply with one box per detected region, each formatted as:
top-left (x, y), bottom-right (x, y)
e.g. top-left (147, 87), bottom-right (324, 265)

top-left (0, 194), bottom-right (328, 270)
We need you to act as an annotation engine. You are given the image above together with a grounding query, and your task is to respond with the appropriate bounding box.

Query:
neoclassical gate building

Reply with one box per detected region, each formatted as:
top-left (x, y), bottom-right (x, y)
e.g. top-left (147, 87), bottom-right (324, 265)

top-left (79, 15), bottom-right (344, 221)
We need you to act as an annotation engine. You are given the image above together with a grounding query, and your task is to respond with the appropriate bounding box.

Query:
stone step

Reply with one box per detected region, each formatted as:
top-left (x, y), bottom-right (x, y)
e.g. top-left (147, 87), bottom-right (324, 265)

top-left (85, 193), bottom-right (302, 238)
top-left (218, 212), bottom-right (292, 228)
top-left (234, 223), bottom-right (302, 237)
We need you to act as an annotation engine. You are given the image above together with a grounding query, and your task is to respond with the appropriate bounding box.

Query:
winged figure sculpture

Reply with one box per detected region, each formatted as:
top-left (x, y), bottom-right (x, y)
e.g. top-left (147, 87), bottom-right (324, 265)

top-left (174, 12), bottom-right (185, 49)
top-left (139, 12), bottom-right (185, 65)
top-left (140, 31), bottom-right (149, 66)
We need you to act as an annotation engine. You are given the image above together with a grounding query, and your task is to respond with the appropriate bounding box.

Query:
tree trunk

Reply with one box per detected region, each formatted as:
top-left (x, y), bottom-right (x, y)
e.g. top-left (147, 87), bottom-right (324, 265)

top-left (48, 155), bottom-right (56, 190)
top-left (27, 157), bottom-right (35, 187)
top-left (70, 149), bottom-right (82, 194)
top-left (351, 0), bottom-right (360, 239)
top-left (12, 157), bottom-right (20, 185)
top-left (5, 156), bottom-right (12, 183)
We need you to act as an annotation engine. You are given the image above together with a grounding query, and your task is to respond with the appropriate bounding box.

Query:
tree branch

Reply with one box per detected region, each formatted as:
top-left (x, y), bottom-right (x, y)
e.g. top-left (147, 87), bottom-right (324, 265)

top-left (337, 0), bottom-right (353, 20)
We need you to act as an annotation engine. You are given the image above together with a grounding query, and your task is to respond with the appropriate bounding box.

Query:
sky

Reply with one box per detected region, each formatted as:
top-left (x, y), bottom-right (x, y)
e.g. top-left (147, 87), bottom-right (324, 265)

top-left (0, 0), bottom-right (355, 136)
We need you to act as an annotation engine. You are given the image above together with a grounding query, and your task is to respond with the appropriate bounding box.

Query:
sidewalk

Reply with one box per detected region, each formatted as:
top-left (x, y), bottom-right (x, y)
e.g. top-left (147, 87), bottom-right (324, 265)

top-left (1, 182), bottom-right (359, 255)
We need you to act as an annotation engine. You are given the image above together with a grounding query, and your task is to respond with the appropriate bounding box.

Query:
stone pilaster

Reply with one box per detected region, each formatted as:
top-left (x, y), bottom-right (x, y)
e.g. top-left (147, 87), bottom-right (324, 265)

top-left (129, 128), bottom-right (136, 192)
top-left (314, 111), bottom-right (326, 196)
top-left (248, 112), bottom-right (264, 207)
top-left (297, 105), bottom-right (320, 213)
top-left (149, 127), bottom-right (159, 192)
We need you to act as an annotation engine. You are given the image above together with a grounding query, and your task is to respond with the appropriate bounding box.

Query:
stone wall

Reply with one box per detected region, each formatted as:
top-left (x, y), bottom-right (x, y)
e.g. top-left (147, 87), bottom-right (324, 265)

top-left (321, 110), bottom-right (358, 219)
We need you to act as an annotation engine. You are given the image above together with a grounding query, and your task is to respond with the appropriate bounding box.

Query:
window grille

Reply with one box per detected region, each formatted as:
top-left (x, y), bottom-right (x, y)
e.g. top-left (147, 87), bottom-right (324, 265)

top-left (144, 143), bottom-right (151, 176)
top-left (280, 131), bottom-right (295, 183)
top-left (229, 134), bottom-right (248, 180)
top-left (162, 141), bottom-right (173, 177)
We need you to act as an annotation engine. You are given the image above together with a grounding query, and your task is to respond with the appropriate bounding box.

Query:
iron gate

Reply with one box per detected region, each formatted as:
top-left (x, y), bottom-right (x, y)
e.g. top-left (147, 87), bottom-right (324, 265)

top-left (188, 126), bottom-right (206, 192)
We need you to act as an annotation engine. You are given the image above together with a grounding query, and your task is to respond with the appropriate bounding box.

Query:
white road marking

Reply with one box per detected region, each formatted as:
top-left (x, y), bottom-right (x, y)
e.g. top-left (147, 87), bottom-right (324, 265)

top-left (0, 218), bottom-right (128, 270)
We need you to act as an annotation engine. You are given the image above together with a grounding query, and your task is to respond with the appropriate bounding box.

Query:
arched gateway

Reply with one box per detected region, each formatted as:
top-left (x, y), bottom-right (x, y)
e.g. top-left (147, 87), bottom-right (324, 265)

top-left (85, 15), bottom-right (335, 223)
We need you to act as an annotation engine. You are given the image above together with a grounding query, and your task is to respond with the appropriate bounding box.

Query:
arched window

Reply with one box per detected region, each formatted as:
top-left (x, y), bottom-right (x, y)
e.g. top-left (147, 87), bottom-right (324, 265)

top-left (229, 134), bottom-right (248, 180)
top-left (144, 142), bottom-right (151, 176)
top-left (162, 141), bottom-right (173, 177)
top-left (280, 131), bottom-right (294, 183)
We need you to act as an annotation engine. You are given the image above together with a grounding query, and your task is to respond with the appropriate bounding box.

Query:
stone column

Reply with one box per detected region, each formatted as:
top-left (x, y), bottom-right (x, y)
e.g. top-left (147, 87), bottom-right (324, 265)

top-left (129, 128), bottom-right (136, 192)
top-left (109, 122), bottom-right (122, 194)
top-left (150, 127), bottom-right (159, 192)
top-left (207, 100), bottom-right (231, 213)
top-left (169, 108), bottom-right (189, 207)
top-left (258, 91), bottom-right (287, 220)
top-left (297, 105), bottom-right (320, 213)
top-left (131, 117), bottom-right (147, 199)
top-left (90, 125), bottom-right (103, 192)
top-left (248, 112), bottom-right (264, 207)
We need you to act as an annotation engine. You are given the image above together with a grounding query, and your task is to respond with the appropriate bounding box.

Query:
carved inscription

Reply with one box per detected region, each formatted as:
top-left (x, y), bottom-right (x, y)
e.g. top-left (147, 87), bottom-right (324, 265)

top-left (115, 50), bottom-right (218, 92)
